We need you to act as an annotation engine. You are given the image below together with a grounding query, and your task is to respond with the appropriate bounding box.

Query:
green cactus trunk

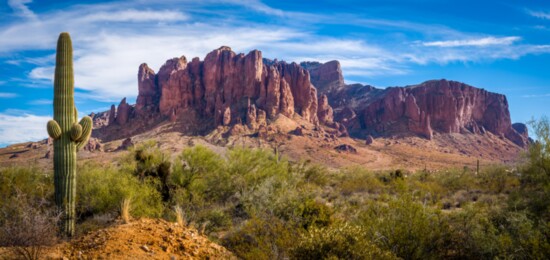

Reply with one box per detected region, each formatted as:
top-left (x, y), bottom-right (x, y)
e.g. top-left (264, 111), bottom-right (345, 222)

top-left (47, 32), bottom-right (92, 237)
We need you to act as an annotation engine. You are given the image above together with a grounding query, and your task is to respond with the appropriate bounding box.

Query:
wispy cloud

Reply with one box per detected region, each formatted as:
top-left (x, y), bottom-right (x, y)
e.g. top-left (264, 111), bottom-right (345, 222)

top-left (7, 0), bottom-right (37, 20)
top-left (0, 113), bottom-right (50, 146)
top-left (522, 93), bottom-right (550, 98)
top-left (82, 9), bottom-right (188, 23)
top-left (0, 93), bottom-right (18, 98)
top-left (422, 36), bottom-right (521, 47)
top-left (27, 99), bottom-right (52, 105)
top-left (527, 9), bottom-right (550, 20)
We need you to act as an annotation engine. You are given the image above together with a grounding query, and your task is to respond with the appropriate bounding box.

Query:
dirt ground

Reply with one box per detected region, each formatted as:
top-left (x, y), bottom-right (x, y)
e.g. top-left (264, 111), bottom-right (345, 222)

top-left (0, 218), bottom-right (235, 260)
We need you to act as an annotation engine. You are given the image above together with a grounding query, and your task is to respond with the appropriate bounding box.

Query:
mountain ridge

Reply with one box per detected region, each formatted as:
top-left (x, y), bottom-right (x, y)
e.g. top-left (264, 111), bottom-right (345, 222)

top-left (92, 46), bottom-right (528, 149)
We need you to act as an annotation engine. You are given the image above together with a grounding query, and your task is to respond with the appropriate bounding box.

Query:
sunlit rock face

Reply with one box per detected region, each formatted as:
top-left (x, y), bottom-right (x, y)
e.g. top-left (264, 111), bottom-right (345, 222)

top-left (133, 46), bottom-right (321, 130)
top-left (304, 61), bottom-right (529, 147)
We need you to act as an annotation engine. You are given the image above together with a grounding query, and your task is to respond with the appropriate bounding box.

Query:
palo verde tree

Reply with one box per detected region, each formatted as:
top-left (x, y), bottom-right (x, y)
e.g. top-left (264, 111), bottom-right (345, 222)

top-left (46, 32), bottom-right (92, 237)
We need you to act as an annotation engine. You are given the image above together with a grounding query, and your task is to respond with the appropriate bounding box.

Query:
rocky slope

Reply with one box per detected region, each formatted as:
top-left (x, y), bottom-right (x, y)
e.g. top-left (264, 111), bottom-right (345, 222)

top-left (303, 60), bottom-right (529, 147)
top-left (94, 47), bottom-right (528, 149)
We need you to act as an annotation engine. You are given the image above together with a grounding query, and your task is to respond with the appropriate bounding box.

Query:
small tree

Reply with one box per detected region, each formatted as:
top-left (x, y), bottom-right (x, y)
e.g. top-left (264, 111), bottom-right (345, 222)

top-left (519, 118), bottom-right (550, 219)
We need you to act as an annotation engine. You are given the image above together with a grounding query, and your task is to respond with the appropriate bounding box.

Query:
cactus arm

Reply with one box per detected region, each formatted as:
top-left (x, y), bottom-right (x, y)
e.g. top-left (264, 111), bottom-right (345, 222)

top-left (47, 120), bottom-right (62, 139)
top-left (76, 116), bottom-right (92, 150)
top-left (73, 107), bottom-right (78, 123)
top-left (70, 123), bottom-right (82, 141)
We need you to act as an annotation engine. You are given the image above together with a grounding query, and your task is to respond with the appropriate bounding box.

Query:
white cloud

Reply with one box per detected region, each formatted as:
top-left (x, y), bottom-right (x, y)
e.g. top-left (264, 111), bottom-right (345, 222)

top-left (29, 66), bottom-right (53, 81)
top-left (82, 9), bottom-right (188, 23)
top-left (0, 113), bottom-right (51, 146)
top-left (7, 0), bottom-right (37, 20)
top-left (0, 93), bottom-right (18, 98)
top-left (28, 99), bottom-right (52, 105)
top-left (522, 93), bottom-right (550, 98)
top-left (527, 10), bottom-right (550, 20)
top-left (423, 36), bottom-right (521, 47)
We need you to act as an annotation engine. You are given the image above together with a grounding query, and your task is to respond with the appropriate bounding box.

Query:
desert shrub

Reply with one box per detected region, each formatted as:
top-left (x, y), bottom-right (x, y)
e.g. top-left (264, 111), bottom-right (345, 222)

top-left (291, 222), bottom-right (397, 260)
top-left (77, 162), bottom-right (163, 219)
top-left (408, 180), bottom-right (447, 206)
top-left (226, 148), bottom-right (291, 198)
top-left (491, 210), bottom-right (549, 259)
top-left (296, 199), bottom-right (332, 230)
top-left (222, 215), bottom-right (297, 260)
top-left (0, 192), bottom-right (59, 260)
top-left (201, 208), bottom-right (232, 232)
top-left (445, 204), bottom-right (501, 258)
top-left (359, 193), bottom-right (449, 259)
top-left (432, 168), bottom-right (477, 193)
top-left (294, 161), bottom-right (329, 187)
top-left (0, 166), bottom-right (53, 210)
top-left (477, 166), bottom-right (519, 194)
top-left (513, 118), bottom-right (550, 220)
top-left (129, 141), bottom-right (172, 201)
top-left (336, 167), bottom-right (385, 196)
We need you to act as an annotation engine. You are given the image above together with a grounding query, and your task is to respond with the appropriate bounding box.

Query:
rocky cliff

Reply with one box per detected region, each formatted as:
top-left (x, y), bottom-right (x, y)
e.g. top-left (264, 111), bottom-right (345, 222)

top-left (306, 61), bottom-right (529, 147)
top-left (98, 47), bottom-right (338, 140)
top-left (97, 47), bottom-right (528, 148)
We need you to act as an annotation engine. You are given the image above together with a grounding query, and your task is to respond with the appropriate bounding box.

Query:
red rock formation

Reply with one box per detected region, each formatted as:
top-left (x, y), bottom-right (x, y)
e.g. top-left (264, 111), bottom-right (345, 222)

top-left (108, 105), bottom-right (116, 124)
top-left (132, 46), bottom-right (323, 131)
top-left (136, 63), bottom-right (157, 111)
top-left (339, 80), bottom-right (527, 146)
top-left (301, 60), bottom-right (344, 94)
top-left (115, 98), bottom-right (132, 125)
top-left (95, 49), bottom-right (528, 149)
top-left (318, 94), bottom-right (334, 125)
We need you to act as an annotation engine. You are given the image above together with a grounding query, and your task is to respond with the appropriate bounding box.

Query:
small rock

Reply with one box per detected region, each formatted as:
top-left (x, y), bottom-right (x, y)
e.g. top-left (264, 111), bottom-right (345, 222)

top-left (334, 144), bottom-right (357, 153)
top-left (117, 137), bottom-right (134, 150)
top-left (140, 245), bottom-right (150, 252)
top-left (365, 135), bottom-right (374, 145)
top-left (292, 127), bottom-right (304, 136)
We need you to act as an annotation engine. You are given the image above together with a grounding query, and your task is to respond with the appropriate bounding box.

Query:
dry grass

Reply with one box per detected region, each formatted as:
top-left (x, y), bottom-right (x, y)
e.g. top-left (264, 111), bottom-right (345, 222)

top-left (120, 198), bottom-right (131, 224)
top-left (174, 205), bottom-right (186, 227)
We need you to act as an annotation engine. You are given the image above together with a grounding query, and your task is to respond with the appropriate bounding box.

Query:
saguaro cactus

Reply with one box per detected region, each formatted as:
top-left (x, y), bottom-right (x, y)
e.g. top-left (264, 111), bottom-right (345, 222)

top-left (46, 32), bottom-right (92, 237)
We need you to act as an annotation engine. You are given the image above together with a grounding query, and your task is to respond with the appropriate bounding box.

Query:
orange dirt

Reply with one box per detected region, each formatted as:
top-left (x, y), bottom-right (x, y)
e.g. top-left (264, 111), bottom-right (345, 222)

top-left (0, 218), bottom-right (235, 259)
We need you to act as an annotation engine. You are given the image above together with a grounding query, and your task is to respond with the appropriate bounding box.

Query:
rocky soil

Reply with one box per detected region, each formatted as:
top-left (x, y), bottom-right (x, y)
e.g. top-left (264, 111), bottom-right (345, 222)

top-left (0, 219), bottom-right (235, 260)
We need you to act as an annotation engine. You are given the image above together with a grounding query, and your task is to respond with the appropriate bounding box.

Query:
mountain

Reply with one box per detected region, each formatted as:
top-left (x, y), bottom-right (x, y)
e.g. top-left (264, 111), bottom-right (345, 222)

top-left (302, 61), bottom-right (529, 147)
top-left (93, 46), bottom-right (348, 141)
top-left (27, 46), bottom-right (521, 170)
top-left (93, 47), bottom-right (528, 148)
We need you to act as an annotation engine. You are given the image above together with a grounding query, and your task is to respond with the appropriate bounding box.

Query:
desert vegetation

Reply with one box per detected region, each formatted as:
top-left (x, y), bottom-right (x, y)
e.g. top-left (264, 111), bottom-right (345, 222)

top-left (1, 119), bottom-right (549, 259)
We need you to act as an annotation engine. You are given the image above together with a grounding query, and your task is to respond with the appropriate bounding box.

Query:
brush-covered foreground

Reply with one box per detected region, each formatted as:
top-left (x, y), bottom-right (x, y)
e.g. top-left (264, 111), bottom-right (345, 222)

top-left (1, 120), bottom-right (550, 259)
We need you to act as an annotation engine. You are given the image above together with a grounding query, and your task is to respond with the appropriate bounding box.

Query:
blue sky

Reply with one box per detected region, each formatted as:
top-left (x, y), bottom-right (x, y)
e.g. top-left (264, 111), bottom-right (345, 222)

top-left (0, 0), bottom-right (549, 147)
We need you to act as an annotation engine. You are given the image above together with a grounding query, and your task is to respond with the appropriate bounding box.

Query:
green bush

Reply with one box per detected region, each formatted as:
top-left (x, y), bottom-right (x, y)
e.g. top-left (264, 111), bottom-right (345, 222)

top-left (336, 167), bottom-right (385, 196)
top-left (77, 162), bottom-right (163, 218)
top-left (515, 118), bottom-right (550, 220)
top-left (297, 199), bottom-right (332, 230)
top-left (359, 193), bottom-right (449, 259)
top-left (0, 167), bottom-right (53, 210)
top-left (222, 215), bottom-right (297, 260)
top-left (292, 222), bottom-right (397, 260)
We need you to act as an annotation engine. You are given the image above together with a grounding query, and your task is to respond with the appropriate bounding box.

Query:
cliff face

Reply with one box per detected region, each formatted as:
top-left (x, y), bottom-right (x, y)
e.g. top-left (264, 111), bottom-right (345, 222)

top-left (100, 48), bottom-right (528, 148)
top-left (105, 47), bottom-right (325, 138)
top-left (306, 61), bottom-right (529, 147)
